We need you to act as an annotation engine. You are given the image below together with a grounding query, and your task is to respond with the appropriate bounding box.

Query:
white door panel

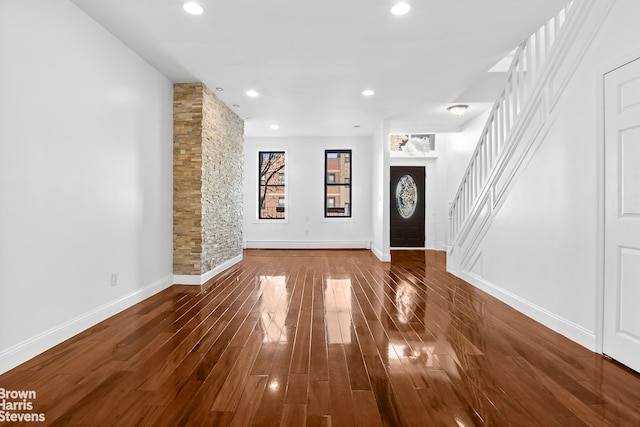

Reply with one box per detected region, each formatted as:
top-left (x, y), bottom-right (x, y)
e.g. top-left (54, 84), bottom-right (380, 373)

top-left (604, 57), bottom-right (640, 373)
top-left (620, 128), bottom-right (640, 215)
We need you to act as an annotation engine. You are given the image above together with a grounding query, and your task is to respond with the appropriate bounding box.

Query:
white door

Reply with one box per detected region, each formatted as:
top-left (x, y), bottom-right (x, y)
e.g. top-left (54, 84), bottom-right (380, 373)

top-left (603, 57), bottom-right (640, 372)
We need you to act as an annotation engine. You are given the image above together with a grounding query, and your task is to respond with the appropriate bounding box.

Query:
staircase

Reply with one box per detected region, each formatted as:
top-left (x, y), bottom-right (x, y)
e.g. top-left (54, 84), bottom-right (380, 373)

top-left (447, 0), bottom-right (612, 270)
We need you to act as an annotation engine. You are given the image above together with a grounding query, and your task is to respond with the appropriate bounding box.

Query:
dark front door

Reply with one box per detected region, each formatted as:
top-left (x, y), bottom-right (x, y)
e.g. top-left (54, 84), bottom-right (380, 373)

top-left (390, 166), bottom-right (425, 247)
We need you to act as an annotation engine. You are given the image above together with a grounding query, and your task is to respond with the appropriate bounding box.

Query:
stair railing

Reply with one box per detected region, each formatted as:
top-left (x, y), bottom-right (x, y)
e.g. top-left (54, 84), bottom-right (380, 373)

top-left (448, 1), bottom-right (577, 246)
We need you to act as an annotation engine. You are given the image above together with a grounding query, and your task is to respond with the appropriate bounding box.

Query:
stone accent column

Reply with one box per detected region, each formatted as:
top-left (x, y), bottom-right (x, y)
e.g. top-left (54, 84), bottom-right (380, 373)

top-left (173, 83), bottom-right (244, 277)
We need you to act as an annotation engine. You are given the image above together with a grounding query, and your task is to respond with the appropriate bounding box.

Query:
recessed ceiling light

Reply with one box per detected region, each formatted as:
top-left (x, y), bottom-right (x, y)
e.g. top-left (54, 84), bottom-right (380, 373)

top-left (246, 90), bottom-right (260, 97)
top-left (354, 125), bottom-right (361, 128)
top-left (270, 124), bottom-right (279, 130)
top-left (215, 87), bottom-right (223, 91)
top-left (232, 104), bottom-right (240, 108)
top-left (390, 1), bottom-right (411, 15)
top-left (362, 89), bottom-right (375, 97)
top-left (183, 1), bottom-right (204, 15)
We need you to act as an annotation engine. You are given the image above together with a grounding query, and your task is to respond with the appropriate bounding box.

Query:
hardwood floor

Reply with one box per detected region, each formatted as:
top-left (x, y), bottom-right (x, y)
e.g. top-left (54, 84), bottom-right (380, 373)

top-left (1, 249), bottom-right (640, 426)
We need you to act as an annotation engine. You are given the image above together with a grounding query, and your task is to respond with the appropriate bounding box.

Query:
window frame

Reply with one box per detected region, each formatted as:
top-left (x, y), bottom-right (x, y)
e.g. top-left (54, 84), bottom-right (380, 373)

top-left (258, 151), bottom-right (286, 220)
top-left (324, 149), bottom-right (352, 218)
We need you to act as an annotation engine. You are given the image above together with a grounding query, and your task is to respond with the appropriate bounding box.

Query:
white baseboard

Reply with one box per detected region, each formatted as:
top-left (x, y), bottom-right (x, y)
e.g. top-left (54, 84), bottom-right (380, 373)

top-left (371, 244), bottom-right (391, 262)
top-left (244, 240), bottom-right (371, 250)
top-left (457, 270), bottom-right (596, 351)
top-left (0, 274), bottom-right (174, 375)
top-left (173, 253), bottom-right (243, 285)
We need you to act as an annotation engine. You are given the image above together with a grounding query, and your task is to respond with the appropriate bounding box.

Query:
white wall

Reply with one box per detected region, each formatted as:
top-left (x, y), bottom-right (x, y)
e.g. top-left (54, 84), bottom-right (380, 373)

top-left (243, 136), bottom-right (373, 248)
top-left (0, 0), bottom-right (174, 373)
top-left (371, 122), bottom-right (388, 260)
top-left (450, 0), bottom-right (640, 350)
top-left (444, 112), bottom-right (491, 203)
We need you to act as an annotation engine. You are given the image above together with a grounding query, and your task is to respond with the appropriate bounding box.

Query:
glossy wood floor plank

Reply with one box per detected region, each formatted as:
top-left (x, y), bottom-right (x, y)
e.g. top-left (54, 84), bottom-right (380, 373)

top-left (2, 249), bottom-right (640, 426)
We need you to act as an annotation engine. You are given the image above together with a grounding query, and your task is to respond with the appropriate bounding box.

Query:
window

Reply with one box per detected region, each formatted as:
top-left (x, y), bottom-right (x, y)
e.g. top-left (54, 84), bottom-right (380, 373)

top-left (259, 151), bottom-right (285, 219)
top-left (325, 150), bottom-right (351, 217)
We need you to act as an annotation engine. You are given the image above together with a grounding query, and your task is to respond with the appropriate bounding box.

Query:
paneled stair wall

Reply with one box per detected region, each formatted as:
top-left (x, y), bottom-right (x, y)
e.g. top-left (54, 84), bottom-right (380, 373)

top-left (447, 0), bottom-right (614, 272)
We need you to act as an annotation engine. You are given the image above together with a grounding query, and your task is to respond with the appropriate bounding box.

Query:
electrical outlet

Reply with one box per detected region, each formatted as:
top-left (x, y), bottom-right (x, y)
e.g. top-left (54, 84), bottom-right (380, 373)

top-left (111, 273), bottom-right (118, 287)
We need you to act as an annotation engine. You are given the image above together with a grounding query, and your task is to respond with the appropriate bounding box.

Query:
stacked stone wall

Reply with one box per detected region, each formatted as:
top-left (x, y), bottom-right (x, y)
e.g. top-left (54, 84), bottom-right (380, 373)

top-left (201, 84), bottom-right (244, 272)
top-left (173, 83), bottom-right (243, 276)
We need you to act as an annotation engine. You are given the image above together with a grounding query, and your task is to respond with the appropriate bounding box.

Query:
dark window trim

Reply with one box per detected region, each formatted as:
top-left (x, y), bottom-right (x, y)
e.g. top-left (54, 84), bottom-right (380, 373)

top-left (324, 149), bottom-right (352, 218)
top-left (258, 151), bottom-right (286, 220)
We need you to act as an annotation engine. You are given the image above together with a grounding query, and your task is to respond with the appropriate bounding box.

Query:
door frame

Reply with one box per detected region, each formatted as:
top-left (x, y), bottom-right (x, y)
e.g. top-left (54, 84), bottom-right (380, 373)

top-left (389, 166), bottom-right (426, 248)
top-left (596, 49), bottom-right (640, 354)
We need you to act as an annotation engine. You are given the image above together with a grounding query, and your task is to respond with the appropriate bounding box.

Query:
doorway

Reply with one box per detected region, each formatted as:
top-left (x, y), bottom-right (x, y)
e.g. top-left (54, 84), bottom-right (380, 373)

top-left (603, 56), bottom-right (640, 373)
top-left (390, 166), bottom-right (425, 247)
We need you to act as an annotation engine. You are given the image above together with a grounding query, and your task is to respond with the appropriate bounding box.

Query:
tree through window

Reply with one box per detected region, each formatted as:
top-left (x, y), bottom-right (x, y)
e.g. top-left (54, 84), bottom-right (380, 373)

top-left (259, 152), bottom-right (285, 219)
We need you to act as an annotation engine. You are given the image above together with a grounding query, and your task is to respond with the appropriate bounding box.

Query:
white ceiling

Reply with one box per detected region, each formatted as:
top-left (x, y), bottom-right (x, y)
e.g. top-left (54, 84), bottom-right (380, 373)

top-left (69, 0), bottom-right (570, 137)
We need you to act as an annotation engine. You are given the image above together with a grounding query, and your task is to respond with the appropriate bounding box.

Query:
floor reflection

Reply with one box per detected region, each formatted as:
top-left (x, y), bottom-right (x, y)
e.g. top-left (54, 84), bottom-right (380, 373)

top-left (324, 277), bottom-right (352, 344)
top-left (395, 281), bottom-right (418, 325)
top-left (253, 251), bottom-right (521, 425)
top-left (256, 275), bottom-right (288, 343)
top-left (383, 251), bottom-right (484, 425)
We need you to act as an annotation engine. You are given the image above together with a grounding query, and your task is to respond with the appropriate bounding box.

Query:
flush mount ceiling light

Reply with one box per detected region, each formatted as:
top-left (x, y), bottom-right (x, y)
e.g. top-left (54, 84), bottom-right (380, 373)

top-left (362, 89), bottom-right (375, 97)
top-left (447, 104), bottom-right (469, 116)
top-left (246, 90), bottom-right (260, 97)
top-left (182, 1), bottom-right (204, 15)
top-left (270, 124), bottom-right (280, 130)
top-left (390, 1), bottom-right (411, 16)
top-left (215, 87), bottom-right (223, 91)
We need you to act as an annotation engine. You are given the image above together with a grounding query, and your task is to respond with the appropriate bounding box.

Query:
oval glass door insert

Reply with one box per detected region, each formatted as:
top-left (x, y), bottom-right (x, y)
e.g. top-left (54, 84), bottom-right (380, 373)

top-left (396, 174), bottom-right (417, 219)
